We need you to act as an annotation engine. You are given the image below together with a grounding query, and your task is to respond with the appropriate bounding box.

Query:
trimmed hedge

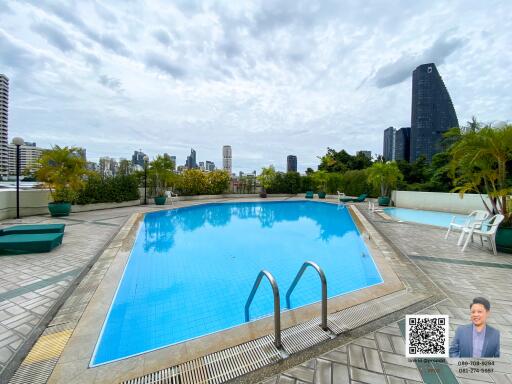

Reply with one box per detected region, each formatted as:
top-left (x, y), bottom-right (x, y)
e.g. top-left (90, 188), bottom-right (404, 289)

top-left (74, 174), bottom-right (140, 205)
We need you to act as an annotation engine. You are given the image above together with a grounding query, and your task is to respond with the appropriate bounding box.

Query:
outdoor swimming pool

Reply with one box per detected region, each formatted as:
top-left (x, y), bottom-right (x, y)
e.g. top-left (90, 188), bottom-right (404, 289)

top-left (91, 201), bottom-right (383, 366)
top-left (383, 207), bottom-right (469, 228)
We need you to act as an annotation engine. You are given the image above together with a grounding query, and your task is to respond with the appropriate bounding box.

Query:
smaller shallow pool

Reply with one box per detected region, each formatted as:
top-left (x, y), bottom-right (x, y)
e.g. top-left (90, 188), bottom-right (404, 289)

top-left (383, 207), bottom-right (469, 228)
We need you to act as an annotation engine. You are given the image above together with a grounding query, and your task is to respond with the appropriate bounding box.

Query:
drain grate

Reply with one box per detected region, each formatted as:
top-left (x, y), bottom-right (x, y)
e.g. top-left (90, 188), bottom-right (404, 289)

top-left (328, 290), bottom-right (425, 331)
top-left (122, 290), bottom-right (426, 384)
top-left (121, 335), bottom-right (281, 384)
top-left (281, 317), bottom-right (331, 354)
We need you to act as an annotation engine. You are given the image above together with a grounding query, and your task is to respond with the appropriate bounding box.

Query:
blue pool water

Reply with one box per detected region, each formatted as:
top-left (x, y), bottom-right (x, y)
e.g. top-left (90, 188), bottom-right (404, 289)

top-left (92, 201), bottom-right (382, 366)
top-left (383, 207), bottom-right (469, 228)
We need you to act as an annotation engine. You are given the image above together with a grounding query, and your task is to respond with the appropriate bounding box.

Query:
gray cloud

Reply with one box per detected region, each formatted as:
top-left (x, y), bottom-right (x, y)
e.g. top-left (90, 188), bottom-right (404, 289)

top-left (31, 21), bottom-right (75, 52)
top-left (145, 51), bottom-right (186, 78)
top-left (0, 31), bottom-right (45, 70)
top-left (99, 75), bottom-right (122, 91)
top-left (374, 33), bottom-right (466, 88)
top-left (99, 33), bottom-right (130, 56)
top-left (152, 28), bottom-right (171, 46)
top-left (93, 2), bottom-right (118, 24)
top-left (27, 1), bottom-right (131, 57)
top-left (83, 52), bottom-right (101, 67)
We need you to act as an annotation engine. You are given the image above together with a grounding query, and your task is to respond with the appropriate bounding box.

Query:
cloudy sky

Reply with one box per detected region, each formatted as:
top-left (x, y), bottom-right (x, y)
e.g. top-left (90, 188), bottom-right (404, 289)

top-left (1, 1), bottom-right (511, 173)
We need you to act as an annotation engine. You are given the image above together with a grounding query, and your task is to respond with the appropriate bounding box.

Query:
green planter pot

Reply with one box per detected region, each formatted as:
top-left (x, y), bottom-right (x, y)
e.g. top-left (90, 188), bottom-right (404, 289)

top-left (496, 227), bottom-right (512, 254)
top-left (154, 196), bottom-right (167, 205)
top-left (318, 192), bottom-right (326, 199)
top-left (378, 196), bottom-right (390, 206)
top-left (48, 202), bottom-right (71, 217)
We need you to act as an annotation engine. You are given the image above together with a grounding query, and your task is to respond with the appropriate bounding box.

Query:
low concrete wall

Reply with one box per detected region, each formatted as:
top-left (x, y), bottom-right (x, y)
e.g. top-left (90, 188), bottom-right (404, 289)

top-left (391, 190), bottom-right (492, 214)
top-left (0, 189), bottom-right (51, 220)
top-left (0, 190), bottom-right (142, 220)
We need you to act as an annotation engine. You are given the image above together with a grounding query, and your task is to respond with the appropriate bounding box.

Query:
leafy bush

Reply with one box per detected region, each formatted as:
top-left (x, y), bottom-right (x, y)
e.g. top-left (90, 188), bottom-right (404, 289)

top-left (74, 174), bottom-right (140, 204)
top-left (177, 169), bottom-right (207, 195)
top-left (325, 173), bottom-right (344, 194)
top-left (340, 169), bottom-right (372, 196)
top-left (206, 170), bottom-right (231, 194)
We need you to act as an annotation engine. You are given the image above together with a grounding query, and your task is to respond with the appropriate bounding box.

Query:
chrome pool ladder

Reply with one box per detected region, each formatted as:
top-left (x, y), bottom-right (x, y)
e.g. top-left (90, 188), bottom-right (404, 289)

top-left (286, 261), bottom-right (328, 331)
top-left (245, 270), bottom-right (282, 348)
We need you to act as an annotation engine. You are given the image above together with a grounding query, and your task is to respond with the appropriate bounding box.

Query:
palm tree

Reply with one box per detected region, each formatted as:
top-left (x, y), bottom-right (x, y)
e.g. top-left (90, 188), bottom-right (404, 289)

top-left (367, 161), bottom-right (403, 198)
top-left (35, 145), bottom-right (88, 203)
top-left (448, 123), bottom-right (512, 218)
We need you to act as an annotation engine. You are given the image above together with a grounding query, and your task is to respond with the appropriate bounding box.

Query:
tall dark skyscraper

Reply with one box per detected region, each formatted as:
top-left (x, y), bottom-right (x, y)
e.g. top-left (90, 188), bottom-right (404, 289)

top-left (287, 155), bottom-right (297, 172)
top-left (410, 63), bottom-right (458, 162)
top-left (185, 148), bottom-right (197, 169)
top-left (383, 126), bottom-right (395, 161)
top-left (394, 127), bottom-right (411, 162)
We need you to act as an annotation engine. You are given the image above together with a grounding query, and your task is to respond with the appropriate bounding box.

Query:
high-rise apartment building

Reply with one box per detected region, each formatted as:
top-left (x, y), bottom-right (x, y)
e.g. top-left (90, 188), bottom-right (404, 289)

top-left (185, 148), bottom-right (197, 169)
top-left (287, 155), bottom-right (297, 173)
top-left (223, 145), bottom-right (232, 175)
top-left (0, 74), bottom-right (9, 178)
top-left (132, 150), bottom-right (146, 168)
top-left (383, 127), bottom-right (395, 161)
top-left (170, 156), bottom-right (176, 170)
top-left (8, 142), bottom-right (44, 176)
top-left (410, 63), bottom-right (459, 162)
top-left (394, 127), bottom-right (411, 162)
top-left (205, 160), bottom-right (215, 172)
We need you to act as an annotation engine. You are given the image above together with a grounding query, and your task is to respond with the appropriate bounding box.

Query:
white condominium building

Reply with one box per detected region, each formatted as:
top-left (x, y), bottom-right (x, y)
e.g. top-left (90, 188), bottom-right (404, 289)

top-left (0, 74), bottom-right (8, 178)
top-left (8, 142), bottom-right (44, 175)
top-left (222, 145), bottom-right (232, 175)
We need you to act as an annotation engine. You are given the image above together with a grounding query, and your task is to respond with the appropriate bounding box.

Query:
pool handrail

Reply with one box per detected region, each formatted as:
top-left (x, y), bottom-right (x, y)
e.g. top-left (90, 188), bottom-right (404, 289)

top-left (244, 270), bottom-right (282, 348)
top-left (286, 261), bottom-right (328, 331)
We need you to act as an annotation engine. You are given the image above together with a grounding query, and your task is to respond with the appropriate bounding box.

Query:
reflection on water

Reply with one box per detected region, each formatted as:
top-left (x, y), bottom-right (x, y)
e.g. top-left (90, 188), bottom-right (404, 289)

top-left (143, 201), bottom-right (348, 253)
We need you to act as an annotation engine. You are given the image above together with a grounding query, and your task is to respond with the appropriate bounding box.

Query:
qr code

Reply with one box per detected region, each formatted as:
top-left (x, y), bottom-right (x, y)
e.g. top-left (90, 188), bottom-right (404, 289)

top-left (405, 315), bottom-right (449, 358)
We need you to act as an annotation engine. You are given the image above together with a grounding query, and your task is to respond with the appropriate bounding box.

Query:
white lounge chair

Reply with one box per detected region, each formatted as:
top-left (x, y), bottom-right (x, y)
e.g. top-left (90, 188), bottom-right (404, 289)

top-left (165, 190), bottom-right (179, 206)
top-left (461, 214), bottom-right (504, 255)
top-left (445, 210), bottom-right (489, 245)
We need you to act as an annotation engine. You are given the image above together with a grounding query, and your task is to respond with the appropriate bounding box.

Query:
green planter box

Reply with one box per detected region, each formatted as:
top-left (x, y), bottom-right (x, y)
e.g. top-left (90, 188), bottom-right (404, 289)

top-left (48, 202), bottom-right (71, 217)
top-left (318, 192), bottom-right (326, 199)
top-left (496, 226), bottom-right (512, 254)
top-left (154, 196), bottom-right (167, 205)
top-left (378, 196), bottom-right (390, 206)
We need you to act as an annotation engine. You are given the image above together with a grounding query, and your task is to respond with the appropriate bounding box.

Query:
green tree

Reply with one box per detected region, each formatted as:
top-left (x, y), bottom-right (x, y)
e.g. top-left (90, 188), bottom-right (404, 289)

top-left (206, 170), bottom-right (230, 194)
top-left (35, 146), bottom-right (89, 202)
top-left (448, 123), bottom-right (512, 218)
top-left (257, 166), bottom-right (277, 192)
top-left (149, 155), bottom-right (175, 197)
top-left (367, 161), bottom-right (403, 197)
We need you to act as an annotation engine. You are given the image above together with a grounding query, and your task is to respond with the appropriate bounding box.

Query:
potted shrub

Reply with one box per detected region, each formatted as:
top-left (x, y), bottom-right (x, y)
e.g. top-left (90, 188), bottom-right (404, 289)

top-left (313, 171), bottom-right (328, 199)
top-left (35, 146), bottom-right (88, 216)
top-left (448, 122), bottom-right (512, 252)
top-left (367, 161), bottom-right (403, 206)
top-left (149, 155), bottom-right (175, 205)
top-left (257, 166), bottom-right (276, 198)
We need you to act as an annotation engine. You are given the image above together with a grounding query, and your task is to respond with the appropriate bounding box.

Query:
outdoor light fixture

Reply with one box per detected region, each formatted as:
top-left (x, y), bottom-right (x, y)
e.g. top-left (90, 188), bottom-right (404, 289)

top-left (143, 155), bottom-right (149, 205)
top-left (12, 137), bottom-right (24, 219)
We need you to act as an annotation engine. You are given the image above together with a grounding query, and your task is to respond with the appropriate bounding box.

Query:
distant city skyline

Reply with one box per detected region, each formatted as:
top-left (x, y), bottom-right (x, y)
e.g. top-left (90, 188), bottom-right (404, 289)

top-left (1, 2), bottom-right (511, 173)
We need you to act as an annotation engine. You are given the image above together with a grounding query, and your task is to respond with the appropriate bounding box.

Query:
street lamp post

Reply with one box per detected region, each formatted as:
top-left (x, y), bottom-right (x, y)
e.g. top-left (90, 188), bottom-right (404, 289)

top-left (12, 137), bottom-right (24, 219)
top-left (143, 155), bottom-right (149, 205)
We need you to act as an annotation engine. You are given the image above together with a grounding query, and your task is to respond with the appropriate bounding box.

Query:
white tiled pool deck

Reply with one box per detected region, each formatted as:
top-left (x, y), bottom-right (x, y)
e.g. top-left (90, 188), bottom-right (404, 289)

top-left (1, 198), bottom-right (510, 384)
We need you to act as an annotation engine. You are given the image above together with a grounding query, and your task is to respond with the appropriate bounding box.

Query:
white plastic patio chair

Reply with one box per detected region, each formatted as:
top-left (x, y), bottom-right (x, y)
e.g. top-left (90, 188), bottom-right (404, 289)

top-left (337, 191), bottom-right (346, 200)
top-left (461, 214), bottom-right (504, 255)
top-left (445, 210), bottom-right (489, 245)
top-left (165, 190), bottom-right (179, 206)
